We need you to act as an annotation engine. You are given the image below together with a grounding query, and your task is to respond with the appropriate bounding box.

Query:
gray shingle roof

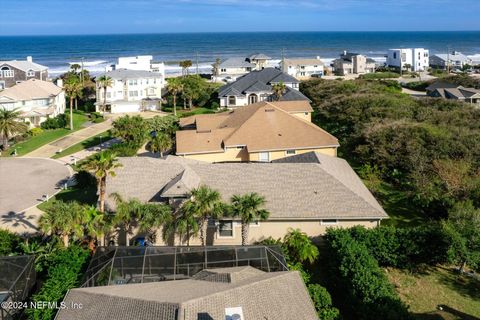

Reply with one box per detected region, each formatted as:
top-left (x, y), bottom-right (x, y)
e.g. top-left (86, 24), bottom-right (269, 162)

top-left (218, 68), bottom-right (308, 101)
top-left (57, 267), bottom-right (318, 320)
top-left (105, 154), bottom-right (387, 219)
top-left (219, 57), bottom-right (255, 68)
top-left (249, 53), bottom-right (271, 60)
top-left (97, 69), bottom-right (163, 80)
top-left (0, 60), bottom-right (47, 72)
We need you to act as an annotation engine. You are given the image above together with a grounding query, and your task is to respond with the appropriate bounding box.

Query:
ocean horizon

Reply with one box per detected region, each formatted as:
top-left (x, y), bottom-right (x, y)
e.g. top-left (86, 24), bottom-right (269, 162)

top-left (1, 31), bottom-right (479, 76)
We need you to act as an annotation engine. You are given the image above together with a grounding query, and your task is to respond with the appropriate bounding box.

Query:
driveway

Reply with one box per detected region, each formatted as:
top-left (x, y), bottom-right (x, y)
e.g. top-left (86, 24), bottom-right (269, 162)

top-left (0, 158), bottom-right (72, 234)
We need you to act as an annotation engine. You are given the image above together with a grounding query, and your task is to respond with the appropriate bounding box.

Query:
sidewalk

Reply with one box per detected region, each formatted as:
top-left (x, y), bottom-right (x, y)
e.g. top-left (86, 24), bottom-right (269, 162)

top-left (57, 138), bottom-right (121, 165)
top-left (25, 119), bottom-right (113, 158)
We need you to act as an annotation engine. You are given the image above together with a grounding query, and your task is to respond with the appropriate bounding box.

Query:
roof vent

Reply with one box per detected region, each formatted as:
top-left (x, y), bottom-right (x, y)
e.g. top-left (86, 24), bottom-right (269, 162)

top-left (265, 108), bottom-right (275, 112)
top-left (225, 307), bottom-right (244, 320)
top-left (197, 129), bottom-right (211, 133)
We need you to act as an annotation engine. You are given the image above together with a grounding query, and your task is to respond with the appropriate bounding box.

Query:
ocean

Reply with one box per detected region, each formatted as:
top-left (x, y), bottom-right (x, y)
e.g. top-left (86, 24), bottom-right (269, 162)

top-left (1, 31), bottom-right (479, 76)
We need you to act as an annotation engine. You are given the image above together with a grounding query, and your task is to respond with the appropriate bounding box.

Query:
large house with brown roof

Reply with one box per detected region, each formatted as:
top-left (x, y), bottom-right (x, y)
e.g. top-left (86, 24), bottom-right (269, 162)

top-left (0, 79), bottom-right (65, 127)
top-left (105, 154), bottom-right (388, 246)
top-left (176, 100), bottom-right (338, 162)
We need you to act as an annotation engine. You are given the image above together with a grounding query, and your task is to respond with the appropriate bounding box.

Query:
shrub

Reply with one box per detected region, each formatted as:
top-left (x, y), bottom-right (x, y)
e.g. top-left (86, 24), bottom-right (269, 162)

top-left (210, 101), bottom-right (220, 110)
top-left (325, 228), bottom-right (411, 320)
top-left (93, 117), bottom-right (104, 123)
top-left (0, 229), bottom-right (20, 255)
top-left (308, 284), bottom-right (340, 320)
top-left (109, 142), bottom-right (139, 156)
top-left (360, 72), bottom-right (400, 80)
top-left (403, 81), bottom-right (431, 91)
top-left (29, 127), bottom-right (44, 136)
top-left (41, 114), bottom-right (67, 129)
top-left (27, 245), bottom-right (90, 320)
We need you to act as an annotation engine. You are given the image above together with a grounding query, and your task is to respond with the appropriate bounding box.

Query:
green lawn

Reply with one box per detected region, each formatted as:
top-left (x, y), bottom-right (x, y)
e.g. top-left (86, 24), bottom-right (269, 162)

top-left (4, 112), bottom-right (88, 157)
top-left (52, 130), bottom-right (113, 159)
top-left (37, 185), bottom-right (98, 211)
top-left (387, 266), bottom-right (480, 320)
top-left (162, 106), bottom-right (216, 117)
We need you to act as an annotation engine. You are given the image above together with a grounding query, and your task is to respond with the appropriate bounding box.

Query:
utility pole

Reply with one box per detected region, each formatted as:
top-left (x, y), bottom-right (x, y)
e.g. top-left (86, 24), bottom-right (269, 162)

top-left (281, 48), bottom-right (285, 71)
top-left (80, 57), bottom-right (85, 86)
top-left (447, 46), bottom-right (451, 74)
top-left (195, 51), bottom-right (199, 75)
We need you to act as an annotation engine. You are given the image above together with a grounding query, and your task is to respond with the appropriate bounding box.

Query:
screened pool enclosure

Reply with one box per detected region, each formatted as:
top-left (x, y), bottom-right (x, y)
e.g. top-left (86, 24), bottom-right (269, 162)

top-left (82, 245), bottom-right (288, 287)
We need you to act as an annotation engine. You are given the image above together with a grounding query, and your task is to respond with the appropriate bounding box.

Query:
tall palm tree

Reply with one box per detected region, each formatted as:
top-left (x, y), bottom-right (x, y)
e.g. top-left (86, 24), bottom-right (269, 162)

top-left (212, 58), bottom-right (221, 82)
top-left (82, 205), bottom-right (109, 251)
top-left (164, 202), bottom-right (200, 246)
top-left (0, 107), bottom-right (28, 150)
top-left (38, 200), bottom-right (84, 247)
top-left (230, 193), bottom-right (269, 245)
top-left (70, 63), bottom-right (81, 74)
top-left (81, 150), bottom-right (122, 213)
top-left (139, 203), bottom-right (172, 243)
top-left (271, 82), bottom-right (287, 101)
top-left (179, 60), bottom-right (193, 76)
top-left (166, 78), bottom-right (183, 116)
top-left (110, 193), bottom-right (142, 246)
top-left (182, 185), bottom-right (224, 246)
top-left (97, 75), bottom-right (113, 112)
top-left (150, 132), bottom-right (172, 157)
top-left (64, 75), bottom-right (82, 129)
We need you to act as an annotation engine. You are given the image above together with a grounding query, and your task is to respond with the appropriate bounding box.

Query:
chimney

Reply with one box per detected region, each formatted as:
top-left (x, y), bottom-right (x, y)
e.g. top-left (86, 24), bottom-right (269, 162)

top-left (56, 78), bottom-right (63, 88)
top-left (26, 56), bottom-right (33, 62)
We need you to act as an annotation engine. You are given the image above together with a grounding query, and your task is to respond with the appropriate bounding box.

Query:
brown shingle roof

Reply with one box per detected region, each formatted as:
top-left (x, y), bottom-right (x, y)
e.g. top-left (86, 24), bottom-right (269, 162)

top-left (105, 155), bottom-right (387, 219)
top-left (57, 267), bottom-right (318, 320)
top-left (176, 101), bottom-right (338, 155)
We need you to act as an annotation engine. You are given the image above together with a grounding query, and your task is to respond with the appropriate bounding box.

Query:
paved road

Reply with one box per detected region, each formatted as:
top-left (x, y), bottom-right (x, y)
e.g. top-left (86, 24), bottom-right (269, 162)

top-left (57, 138), bottom-right (121, 165)
top-left (0, 158), bottom-right (72, 233)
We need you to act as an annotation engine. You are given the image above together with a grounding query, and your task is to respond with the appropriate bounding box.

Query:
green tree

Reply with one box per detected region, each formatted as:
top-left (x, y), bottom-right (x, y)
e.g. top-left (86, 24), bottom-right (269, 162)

top-left (308, 284), bottom-right (340, 320)
top-left (271, 81), bottom-right (287, 101)
top-left (443, 201), bottom-right (480, 272)
top-left (64, 75), bottom-right (82, 129)
top-left (0, 228), bottom-right (21, 255)
top-left (148, 115), bottom-right (179, 138)
top-left (111, 115), bottom-right (149, 147)
top-left (38, 201), bottom-right (84, 247)
top-left (138, 203), bottom-right (172, 243)
top-left (149, 132), bottom-right (173, 157)
top-left (166, 77), bottom-right (183, 116)
top-left (97, 75), bottom-right (113, 112)
top-left (82, 206), bottom-right (109, 250)
top-left (179, 60), bottom-right (193, 76)
top-left (163, 204), bottom-right (200, 246)
top-left (110, 194), bottom-right (142, 246)
top-left (181, 75), bottom-right (206, 109)
top-left (212, 58), bottom-right (221, 82)
top-left (182, 185), bottom-right (225, 246)
top-left (0, 107), bottom-right (28, 150)
top-left (230, 193), bottom-right (269, 245)
top-left (70, 63), bottom-right (81, 73)
top-left (81, 150), bottom-right (122, 213)
top-left (283, 228), bottom-right (319, 264)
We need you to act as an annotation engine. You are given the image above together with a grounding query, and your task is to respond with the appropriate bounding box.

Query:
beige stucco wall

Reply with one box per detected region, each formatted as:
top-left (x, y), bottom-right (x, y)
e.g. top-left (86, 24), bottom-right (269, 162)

top-left (290, 111), bottom-right (311, 122)
top-left (153, 219), bottom-right (380, 246)
top-left (249, 147), bottom-right (337, 162)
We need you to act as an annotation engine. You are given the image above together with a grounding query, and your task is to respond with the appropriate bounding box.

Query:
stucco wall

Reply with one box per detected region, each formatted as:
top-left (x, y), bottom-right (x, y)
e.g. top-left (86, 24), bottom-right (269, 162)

top-left (290, 112), bottom-right (311, 122)
top-left (249, 147), bottom-right (337, 162)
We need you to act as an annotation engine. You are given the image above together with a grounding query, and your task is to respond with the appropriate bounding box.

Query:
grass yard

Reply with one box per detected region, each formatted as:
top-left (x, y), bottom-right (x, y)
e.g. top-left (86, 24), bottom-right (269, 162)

top-left (387, 266), bottom-right (480, 320)
top-left (52, 130), bottom-right (113, 159)
top-left (4, 112), bottom-right (88, 157)
top-left (162, 106), bottom-right (216, 117)
top-left (37, 185), bottom-right (98, 211)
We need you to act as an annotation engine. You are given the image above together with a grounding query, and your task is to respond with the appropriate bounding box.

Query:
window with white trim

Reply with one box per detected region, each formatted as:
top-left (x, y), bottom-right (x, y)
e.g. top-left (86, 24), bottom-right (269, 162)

top-left (27, 69), bottom-right (35, 77)
top-left (218, 220), bottom-right (233, 237)
top-left (1, 67), bottom-right (14, 78)
top-left (321, 219), bottom-right (338, 225)
top-left (285, 150), bottom-right (296, 155)
top-left (129, 91), bottom-right (138, 97)
top-left (258, 152), bottom-right (270, 162)
top-left (228, 96), bottom-right (236, 105)
top-left (128, 79), bottom-right (138, 86)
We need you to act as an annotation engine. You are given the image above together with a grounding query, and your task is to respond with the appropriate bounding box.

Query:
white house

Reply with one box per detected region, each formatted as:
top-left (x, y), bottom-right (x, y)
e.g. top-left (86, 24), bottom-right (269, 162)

top-left (95, 69), bottom-right (164, 113)
top-left (214, 53), bottom-right (271, 82)
top-left (280, 57), bottom-right (324, 79)
top-left (430, 51), bottom-right (472, 70)
top-left (106, 55), bottom-right (165, 75)
top-left (0, 79), bottom-right (65, 127)
top-left (387, 48), bottom-right (429, 72)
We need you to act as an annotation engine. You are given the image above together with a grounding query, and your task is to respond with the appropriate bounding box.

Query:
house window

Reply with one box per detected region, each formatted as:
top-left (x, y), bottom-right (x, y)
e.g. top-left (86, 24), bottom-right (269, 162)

top-left (148, 88), bottom-right (155, 95)
top-left (1, 67), bottom-right (14, 77)
top-left (106, 92), bottom-right (112, 98)
top-left (248, 94), bottom-right (258, 104)
top-left (218, 220), bottom-right (233, 237)
top-left (393, 52), bottom-right (397, 59)
top-left (27, 69), bottom-right (35, 77)
top-left (300, 72), bottom-right (306, 76)
top-left (228, 96), bottom-right (236, 105)
top-left (0, 81), bottom-right (5, 90)
top-left (321, 219), bottom-right (338, 225)
top-left (258, 152), bottom-right (270, 162)
top-left (129, 91), bottom-right (138, 97)
top-left (128, 79), bottom-right (138, 86)
top-left (285, 150), bottom-right (296, 155)
top-left (221, 68), bottom-right (226, 72)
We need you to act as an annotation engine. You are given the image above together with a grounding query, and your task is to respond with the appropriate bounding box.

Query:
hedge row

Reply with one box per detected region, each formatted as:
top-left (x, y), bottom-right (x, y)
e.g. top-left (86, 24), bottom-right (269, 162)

top-left (27, 246), bottom-right (90, 320)
top-left (325, 228), bottom-right (412, 320)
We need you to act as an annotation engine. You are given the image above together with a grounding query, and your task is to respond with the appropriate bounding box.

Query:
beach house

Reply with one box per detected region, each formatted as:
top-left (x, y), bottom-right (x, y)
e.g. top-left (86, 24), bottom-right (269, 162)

top-left (332, 51), bottom-right (376, 76)
top-left (217, 68), bottom-right (309, 108)
top-left (426, 81), bottom-right (480, 104)
top-left (95, 69), bottom-right (164, 113)
top-left (430, 51), bottom-right (472, 70)
top-left (106, 55), bottom-right (165, 74)
top-left (104, 153), bottom-right (387, 246)
top-left (280, 57), bottom-right (324, 79)
top-left (176, 100), bottom-right (338, 162)
top-left (386, 48), bottom-right (429, 71)
top-left (0, 56), bottom-right (48, 89)
top-left (0, 79), bottom-right (65, 127)
top-left (214, 53), bottom-right (271, 82)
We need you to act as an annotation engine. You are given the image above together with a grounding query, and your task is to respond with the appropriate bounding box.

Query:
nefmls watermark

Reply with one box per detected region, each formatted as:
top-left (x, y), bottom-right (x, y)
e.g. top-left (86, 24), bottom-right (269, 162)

top-left (1, 301), bottom-right (83, 310)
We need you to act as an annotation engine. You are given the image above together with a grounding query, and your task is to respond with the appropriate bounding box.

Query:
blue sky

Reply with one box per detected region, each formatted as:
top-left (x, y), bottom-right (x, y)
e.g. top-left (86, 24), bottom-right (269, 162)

top-left (1, 0), bottom-right (479, 35)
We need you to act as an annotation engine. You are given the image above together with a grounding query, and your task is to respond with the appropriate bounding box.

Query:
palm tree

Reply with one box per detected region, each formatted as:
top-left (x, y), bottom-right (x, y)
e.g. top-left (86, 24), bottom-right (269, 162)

top-left (231, 193), bottom-right (270, 245)
top-left (283, 228), bottom-right (319, 264)
top-left (0, 107), bottom-right (28, 150)
top-left (212, 58), bottom-right (221, 82)
top-left (70, 63), bottom-right (81, 74)
top-left (38, 200), bottom-right (84, 247)
top-left (138, 203), bottom-right (172, 243)
top-left (97, 75), bottom-right (113, 112)
top-left (166, 78), bottom-right (183, 116)
top-left (164, 202), bottom-right (200, 246)
top-left (179, 60), bottom-right (193, 76)
top-left (81, 150), bottom-right (122, 213)
top-left (182, 185), bottom-right (224, 246)
top-left (64, 75), bottom-right (83, 129)
top-left (150, 132), bottom-right (172, 157)
top-left (271, 82), bottom-right (287, 101)
top-left (110, 193), bottom-right (142, 246)
top-left (82, 206), bottom-right (109, 251)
